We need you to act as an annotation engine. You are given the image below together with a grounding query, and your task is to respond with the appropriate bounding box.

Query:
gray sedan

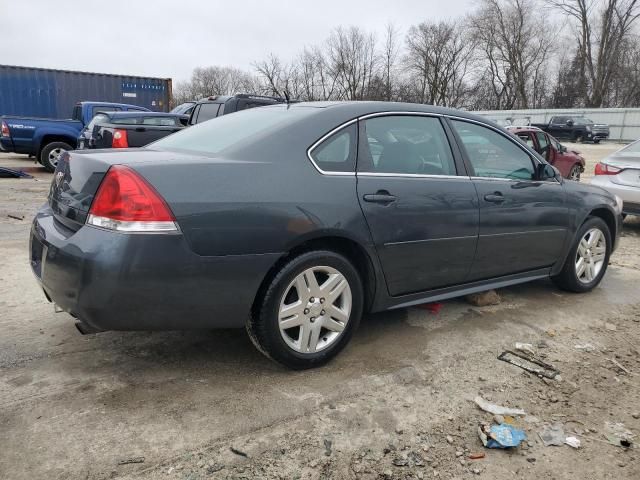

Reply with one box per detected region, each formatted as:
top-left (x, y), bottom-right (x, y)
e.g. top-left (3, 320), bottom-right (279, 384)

top-left (30, 102), bottom-right (623, 369)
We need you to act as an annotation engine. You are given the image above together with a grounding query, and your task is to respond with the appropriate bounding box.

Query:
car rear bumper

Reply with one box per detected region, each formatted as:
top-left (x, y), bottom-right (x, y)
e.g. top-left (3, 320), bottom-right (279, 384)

top-left (30, 204), bottom-right (281, 331)
top-left (591, 176), bottom-right (640, 214)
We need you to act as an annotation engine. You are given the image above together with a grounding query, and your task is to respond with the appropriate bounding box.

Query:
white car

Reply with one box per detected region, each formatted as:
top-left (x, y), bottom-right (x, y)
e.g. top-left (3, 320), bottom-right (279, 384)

top-left (591, 140), bottom-right (640, 217)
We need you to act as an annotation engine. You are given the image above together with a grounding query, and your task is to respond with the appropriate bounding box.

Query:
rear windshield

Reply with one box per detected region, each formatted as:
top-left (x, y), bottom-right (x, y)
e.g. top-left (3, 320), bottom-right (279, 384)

top-left (618, 140), bottom-right (640, 154)
top-left (151, 106), bottom-right (315, 155)
top-left (86, 113), bottom-right (110, 130)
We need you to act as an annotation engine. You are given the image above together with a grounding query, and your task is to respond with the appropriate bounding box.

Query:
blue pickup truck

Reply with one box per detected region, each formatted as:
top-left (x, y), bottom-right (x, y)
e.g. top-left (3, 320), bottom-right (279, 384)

top-left (0, 101), bottom-right (150, 171)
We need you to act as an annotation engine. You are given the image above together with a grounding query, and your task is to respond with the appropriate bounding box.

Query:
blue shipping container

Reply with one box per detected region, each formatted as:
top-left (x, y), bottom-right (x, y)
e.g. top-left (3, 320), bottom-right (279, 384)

top-left (0, 64), bottom-right (172, 118)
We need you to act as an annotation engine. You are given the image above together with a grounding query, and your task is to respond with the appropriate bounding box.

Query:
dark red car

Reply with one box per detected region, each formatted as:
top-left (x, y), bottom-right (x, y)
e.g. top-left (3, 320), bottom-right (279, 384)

top-left (507, 127), bottom-right (585, 181)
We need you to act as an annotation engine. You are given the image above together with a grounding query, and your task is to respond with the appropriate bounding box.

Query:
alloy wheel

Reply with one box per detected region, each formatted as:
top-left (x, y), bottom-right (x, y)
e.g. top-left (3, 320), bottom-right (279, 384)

top-left (49, 147), bottom-right (67, 168)
top-left (575, 228), bottom-right (606, 284)
top-left (569, 165), bottom-right (581, 181)
top-left (278, 266), bottom-right (352, 354)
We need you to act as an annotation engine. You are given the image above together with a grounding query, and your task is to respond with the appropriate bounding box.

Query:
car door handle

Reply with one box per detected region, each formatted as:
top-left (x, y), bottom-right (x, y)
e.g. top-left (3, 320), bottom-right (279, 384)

top-left (484, 192), bottom-right (505, 203)
top-left (363, 191), bottom-right (396, 204)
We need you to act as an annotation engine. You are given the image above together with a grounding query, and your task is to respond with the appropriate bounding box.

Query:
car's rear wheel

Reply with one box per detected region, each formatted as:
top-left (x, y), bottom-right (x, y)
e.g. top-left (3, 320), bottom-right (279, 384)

top-left (552, 217), bottom-right (611, 293)
top-left (568, 164), bottom-right (581, 181)
top-left (593, 138), bottom-right (601, 144)
top-left (247, 250), bottom-right (363, 369)
top-left (40, 141), bottom-right (72, 172)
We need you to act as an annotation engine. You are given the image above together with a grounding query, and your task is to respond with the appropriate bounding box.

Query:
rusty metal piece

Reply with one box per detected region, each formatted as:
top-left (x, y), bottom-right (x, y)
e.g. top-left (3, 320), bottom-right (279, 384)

top-left (498, 350), bottom-right (559, 379)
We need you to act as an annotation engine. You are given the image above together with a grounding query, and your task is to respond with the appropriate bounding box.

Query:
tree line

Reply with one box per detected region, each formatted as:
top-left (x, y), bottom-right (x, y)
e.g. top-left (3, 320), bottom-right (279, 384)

top-left (173, 0), bottom-right (640, 111)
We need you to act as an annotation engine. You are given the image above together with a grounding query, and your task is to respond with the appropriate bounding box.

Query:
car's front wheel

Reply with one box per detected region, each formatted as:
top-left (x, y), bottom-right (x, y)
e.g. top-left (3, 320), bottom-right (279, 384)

top-left (552, 217), bottom-right (611, 293)
top-left (568, 164), bottom-right (582, 181)
top-left (248, 250), bottom-right (363, 369)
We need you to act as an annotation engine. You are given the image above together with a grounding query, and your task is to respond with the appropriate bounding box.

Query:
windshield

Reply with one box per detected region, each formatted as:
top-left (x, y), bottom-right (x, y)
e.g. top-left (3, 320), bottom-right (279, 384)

top-left (573, 117), bottom-right (594, 125)
top-left (170, 102), bottom-right (195, 114)
top-left (151, 106), bottom-right (315, 155)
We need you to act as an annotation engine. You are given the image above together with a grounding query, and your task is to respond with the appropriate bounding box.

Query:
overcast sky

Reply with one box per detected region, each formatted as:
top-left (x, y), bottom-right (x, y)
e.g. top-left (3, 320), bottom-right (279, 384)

top-left (2, 0), bottom-right (474, 82)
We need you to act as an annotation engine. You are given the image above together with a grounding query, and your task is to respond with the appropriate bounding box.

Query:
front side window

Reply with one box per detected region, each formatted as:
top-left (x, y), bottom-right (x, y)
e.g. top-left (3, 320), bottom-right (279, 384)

top-left (309, 123), bottom-right (357, 173)
top-left (452, 120), bottom-right (535, 180)
top-left (196, 103), bottom-right (221, 123)
top-left (359, 115), bottom-right (456, 175)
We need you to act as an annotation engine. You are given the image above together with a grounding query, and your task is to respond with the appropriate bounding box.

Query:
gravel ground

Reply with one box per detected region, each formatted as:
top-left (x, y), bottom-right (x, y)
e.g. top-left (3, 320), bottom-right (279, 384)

top-left (0, 145), bottom-right (639, 480)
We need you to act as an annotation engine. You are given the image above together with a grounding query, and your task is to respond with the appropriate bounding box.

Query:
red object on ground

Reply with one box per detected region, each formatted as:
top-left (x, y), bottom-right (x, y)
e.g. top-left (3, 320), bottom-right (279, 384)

top-left (416, 302), bottom-right (443, 314)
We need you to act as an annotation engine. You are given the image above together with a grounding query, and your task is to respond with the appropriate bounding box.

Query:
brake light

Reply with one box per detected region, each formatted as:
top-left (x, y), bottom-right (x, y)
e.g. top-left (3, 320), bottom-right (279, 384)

top-left (1, 121), bottom-right (9, 137)
top-left (594, 162), bottom-right (622, 175)
top-left (87, 165), bottom-right (177, 232)
top-left (112, 129), bottom-right (128, 148)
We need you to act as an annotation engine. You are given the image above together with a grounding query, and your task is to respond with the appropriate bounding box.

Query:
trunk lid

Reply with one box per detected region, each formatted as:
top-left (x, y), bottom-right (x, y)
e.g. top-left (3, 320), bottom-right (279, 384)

top-left (605, 155), bottom-right (640, 187)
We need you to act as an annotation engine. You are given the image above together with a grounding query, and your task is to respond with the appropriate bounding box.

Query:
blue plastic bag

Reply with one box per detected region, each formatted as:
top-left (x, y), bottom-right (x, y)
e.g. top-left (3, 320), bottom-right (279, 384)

top-left (478, 423), bottom-right (527, 449)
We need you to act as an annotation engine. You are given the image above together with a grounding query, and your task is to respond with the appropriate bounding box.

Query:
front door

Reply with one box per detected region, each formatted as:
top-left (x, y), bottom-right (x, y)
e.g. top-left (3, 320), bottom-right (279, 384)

top-left (450, 119), bottom-right (570, 281)
top-left (356, 114), bottom-right (479, 296)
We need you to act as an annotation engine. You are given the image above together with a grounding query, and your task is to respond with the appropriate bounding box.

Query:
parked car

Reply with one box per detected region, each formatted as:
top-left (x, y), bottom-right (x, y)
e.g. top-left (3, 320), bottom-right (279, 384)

top-left (591, 139), bottom-right (640, 217)
top-left (0, 101), bottom-right (150, 171)
top-left (170, 102), bottom-right (197, 116)
top-left (77, 112), bottom-right (184, 150)
top-left (188, 94), bottom-right (287, 125)
top-left (532, 115), bottom-right (610, 143)
top-left (30, 102), bottom-right (623, 369)
top-left (507, 126), bottom-right (585, 180)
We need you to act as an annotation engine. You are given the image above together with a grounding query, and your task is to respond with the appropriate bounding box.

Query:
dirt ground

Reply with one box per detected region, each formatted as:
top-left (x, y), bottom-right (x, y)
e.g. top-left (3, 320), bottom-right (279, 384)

top-left (1, 144), bottom-right (639, 480)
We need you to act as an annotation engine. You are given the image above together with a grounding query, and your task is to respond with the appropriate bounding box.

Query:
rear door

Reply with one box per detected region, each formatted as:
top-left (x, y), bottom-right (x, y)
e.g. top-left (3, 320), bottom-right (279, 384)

top-left (450, 119), bottom-right (569, 280)
top-left (355, 114), bottom-right (479, 296)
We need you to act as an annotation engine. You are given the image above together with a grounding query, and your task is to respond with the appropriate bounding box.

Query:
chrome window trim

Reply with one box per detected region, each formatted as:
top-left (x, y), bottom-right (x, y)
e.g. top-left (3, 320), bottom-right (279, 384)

top-left (306, 118), bottom-right (358, 176)
top-left (470, 176), bottom-right (561, 185)
top-left (306, 110), bottom-right (550, 177)
top-left (358, 172), bottom-right (470, 180)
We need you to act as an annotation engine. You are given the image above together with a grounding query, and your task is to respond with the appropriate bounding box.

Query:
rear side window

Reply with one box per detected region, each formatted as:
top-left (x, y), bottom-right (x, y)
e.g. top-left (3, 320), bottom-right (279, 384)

top-left (141, 116), bottom-right (179, 126)
top-left (359, 115), bottom-right (456, 176)
top-left (309, 124), bottom-right (357, 173)
top-left (452, 120), bottom-right (535, 180)
top-left (196, 103), bottom-right (221, 123)
top-left (516, 133), bottom-right (535, 149)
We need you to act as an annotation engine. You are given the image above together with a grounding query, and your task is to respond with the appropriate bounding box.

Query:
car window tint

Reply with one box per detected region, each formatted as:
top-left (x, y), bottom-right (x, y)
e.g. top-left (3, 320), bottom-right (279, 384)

top-left (359, 116), bottom-right (456, 176)
top-left (452, 120), bottom-right (535, 180)
top-left (152, 106), bottom-right (315, 155)
top-left (141, 116), bottom-right (179, 126)
top-left (535, 132), bottom-right (548, 150)
top-left (111, 117), bottom-right (141, 125)
top-left (196, 103), bottom-right (221, 123)
top-left (310, 124), bottom-right (357, 173)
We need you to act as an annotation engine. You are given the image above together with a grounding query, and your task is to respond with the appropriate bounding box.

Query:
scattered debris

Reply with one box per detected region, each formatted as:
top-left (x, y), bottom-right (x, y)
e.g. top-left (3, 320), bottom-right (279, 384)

top-left (469, 452), bottom-right (485, 460)
top-left (445, 435), bottom-right (454, 444)
top-left (515, 342), bottom-right (535, 356)
top-left (539, 424), bottom-right (565, 447)
top-left (7, 214), bottom-right (24, 220)
top-left (565, 436), bottom-right (581, 448)
top-left (478, 423), bottom-right (526, 448)
top-left (466, 290), bottom-right (501, 307)
top-left (117, 456), bottom-right (145, 465)
top-left (416, 302), bottom-right (443, 314)
top-left (546, 329), bottom-right (557, 337)
top-left (604, 422), bottom-right (635, 448)
top-left (0, 166), bottom-right (33, 178)
top-left (323, 438), bottom-right (332, 456)
top-left (537, 340), bottom-right (550, 349)
top-left (605, 322), bottom-right (617, 331)
top-left (230, 447), bottom-right (249, 458)
top-left (498, 350), bottom-right (559, 379)
top-left (206, 463), bottom-right (224, 474)
top-left (608, 358), bottom-right (630, 375)
top-left (632, 413), bottom-right (640, 420)
top-left (473, 396), bottom-right (526, 416)
top-left (574, 343), bottom-right (596, 352)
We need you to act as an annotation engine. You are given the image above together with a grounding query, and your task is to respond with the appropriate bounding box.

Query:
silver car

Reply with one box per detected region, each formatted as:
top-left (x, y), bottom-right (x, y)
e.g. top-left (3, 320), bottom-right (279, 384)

top-left (592, 140), bottom-right (640, 217)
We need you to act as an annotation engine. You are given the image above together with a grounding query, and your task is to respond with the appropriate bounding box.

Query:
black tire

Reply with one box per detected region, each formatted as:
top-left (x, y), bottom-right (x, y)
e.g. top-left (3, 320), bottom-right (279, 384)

top-left (247, 250), bottom-right (363, 369)
top-left (552, 217), bottom-right (611, 293)
top-left (574, 133), bottom-right (583, 143)
top-left (40, 141), bottom-right (72, 172)
top-left (568, 164), bottom-right (582, 182)
top-left (593, 138), bottom-right (601, 144)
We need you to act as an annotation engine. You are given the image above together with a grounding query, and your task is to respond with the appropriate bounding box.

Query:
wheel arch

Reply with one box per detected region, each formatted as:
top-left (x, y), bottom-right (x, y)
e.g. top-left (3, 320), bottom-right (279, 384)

top-left (252, 234), bottom-right (378, 317)
top-left (588, 207), bottom-right (617, 240)
top-left (37, 134), bottom-right (76, 158)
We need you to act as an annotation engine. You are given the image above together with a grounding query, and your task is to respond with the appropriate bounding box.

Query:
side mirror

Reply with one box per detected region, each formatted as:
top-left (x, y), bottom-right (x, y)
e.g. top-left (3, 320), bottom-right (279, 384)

top-left (537, 163), bottom-right (559, 181)
top-left (566, 120), bottom-right (574, 127)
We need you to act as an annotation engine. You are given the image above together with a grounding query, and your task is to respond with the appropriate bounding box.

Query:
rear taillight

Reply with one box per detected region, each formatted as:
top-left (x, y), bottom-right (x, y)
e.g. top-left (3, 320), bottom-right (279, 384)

top-left (87, 165), bottom-right (177, 232)
top-left (1, 121), bottom-right (9, 137)
top-left (594, 162), bottom-right (622, 175)
top-left (112, 129), bottom-right (128, 148)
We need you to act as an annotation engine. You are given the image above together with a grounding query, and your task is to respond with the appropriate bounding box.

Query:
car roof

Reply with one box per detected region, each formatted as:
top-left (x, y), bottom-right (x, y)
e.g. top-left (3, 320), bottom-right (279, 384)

top-left (268, 101), bottom-right (498, 126)
top-left (506, 126), bottom-right (544, 133)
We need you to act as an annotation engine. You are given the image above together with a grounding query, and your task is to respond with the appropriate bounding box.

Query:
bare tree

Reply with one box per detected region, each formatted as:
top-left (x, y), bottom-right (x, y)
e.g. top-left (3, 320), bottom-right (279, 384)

top-left (380, 23), bottom-right (401, 101)
top-left (405, 20), bottom-right (475, 107)
top-left (547, 0), bottom-right (640, 106)
top-left (469, 0), bottom-right (556, 109)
